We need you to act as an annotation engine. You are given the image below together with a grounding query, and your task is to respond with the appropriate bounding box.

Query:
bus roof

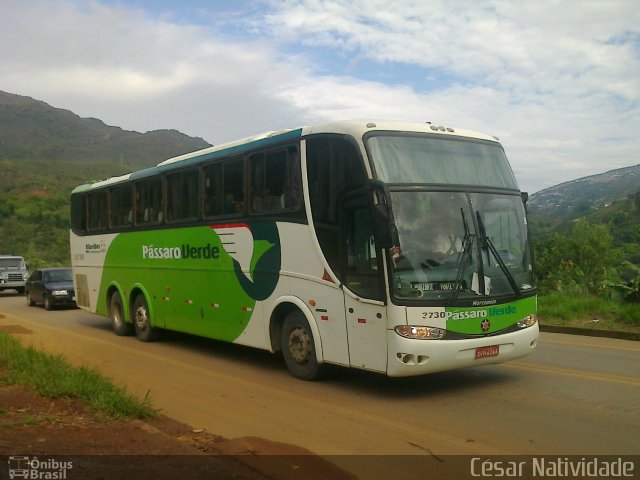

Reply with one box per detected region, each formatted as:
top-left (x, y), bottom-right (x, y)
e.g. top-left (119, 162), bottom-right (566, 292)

top-left (301, 120), bottom-right (498, 143)
top-left (72, 120), bottom-right (499, 193)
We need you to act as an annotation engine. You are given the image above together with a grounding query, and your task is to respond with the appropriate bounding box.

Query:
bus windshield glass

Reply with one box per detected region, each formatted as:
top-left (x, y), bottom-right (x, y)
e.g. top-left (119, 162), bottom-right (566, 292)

top-left (367, 134), bottom-right (518, 188)
top-left (389, 191), bottom-right (534, 302)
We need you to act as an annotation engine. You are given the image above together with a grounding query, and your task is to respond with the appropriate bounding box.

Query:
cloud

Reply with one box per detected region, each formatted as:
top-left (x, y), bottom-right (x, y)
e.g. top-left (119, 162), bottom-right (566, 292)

top-left (1, 1), bottom-right (311, 136)
top-left (261, 0), bottom-right (640, 191)
top-left (1, 0), bottom-right (638, 192)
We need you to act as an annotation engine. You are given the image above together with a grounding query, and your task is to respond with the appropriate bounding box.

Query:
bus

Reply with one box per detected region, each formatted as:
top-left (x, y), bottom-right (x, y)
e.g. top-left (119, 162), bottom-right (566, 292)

top-left (70, 120), bottom-right (538, 380)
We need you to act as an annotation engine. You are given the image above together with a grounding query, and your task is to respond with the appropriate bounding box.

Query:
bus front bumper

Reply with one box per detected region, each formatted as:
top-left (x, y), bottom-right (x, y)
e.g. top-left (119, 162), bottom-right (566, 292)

top-left (386, 324), bottom-right (539, 377)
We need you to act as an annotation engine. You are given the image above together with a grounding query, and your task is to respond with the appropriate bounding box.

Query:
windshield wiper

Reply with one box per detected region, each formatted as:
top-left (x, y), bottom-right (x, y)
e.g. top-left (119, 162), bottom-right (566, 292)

top-left (476, 211), bottom-right (521, 297)
top-left (448, 209), bottom-right (475, 304)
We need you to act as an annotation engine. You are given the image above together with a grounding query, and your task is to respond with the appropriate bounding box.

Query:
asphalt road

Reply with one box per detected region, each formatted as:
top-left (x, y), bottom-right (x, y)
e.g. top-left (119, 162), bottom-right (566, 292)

top-left (1, 292), bottom-right (638, 479)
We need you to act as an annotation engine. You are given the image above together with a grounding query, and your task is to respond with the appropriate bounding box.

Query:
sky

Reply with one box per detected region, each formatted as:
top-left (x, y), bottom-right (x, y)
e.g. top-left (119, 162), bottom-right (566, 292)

top-left (1, 0), bottom-right (638, 193)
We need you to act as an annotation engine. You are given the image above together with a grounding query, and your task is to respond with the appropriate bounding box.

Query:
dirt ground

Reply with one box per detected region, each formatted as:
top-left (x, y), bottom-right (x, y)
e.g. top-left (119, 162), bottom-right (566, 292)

top-left (0, 381), bottom-right (356, 480)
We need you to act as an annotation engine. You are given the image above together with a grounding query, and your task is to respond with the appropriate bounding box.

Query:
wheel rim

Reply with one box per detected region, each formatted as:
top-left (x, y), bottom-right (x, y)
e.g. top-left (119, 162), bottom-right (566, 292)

top-left (135, 305), bottom-right (148, 331)
top-left (112, 306), bottom-right (122, 327)
top-left (288, 326), bottom-right (311, 364)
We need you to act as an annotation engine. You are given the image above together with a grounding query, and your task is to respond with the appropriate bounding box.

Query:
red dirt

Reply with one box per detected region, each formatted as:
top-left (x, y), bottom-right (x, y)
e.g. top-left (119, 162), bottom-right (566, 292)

top-left (0, 382), bottom-right (356, 480)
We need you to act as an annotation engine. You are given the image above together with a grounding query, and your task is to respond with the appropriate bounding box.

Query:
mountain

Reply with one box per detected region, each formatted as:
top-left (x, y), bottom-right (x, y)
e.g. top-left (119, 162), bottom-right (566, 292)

top-left (0, 90), bottom-right (211, 169)
top-left (529, 164), bottom-right (640, 222)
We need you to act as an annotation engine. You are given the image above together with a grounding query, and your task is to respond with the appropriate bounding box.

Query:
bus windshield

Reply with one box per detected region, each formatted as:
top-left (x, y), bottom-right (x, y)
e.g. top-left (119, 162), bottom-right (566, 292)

top-left (367, 134), bottom-right (518, 188)
top-left (389, 191), bottom-right (534, 303)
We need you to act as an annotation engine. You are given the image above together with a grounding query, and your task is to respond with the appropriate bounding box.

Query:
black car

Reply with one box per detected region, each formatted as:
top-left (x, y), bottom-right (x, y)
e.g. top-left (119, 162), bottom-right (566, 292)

top-left (26, 268), bottom-right (76, 310)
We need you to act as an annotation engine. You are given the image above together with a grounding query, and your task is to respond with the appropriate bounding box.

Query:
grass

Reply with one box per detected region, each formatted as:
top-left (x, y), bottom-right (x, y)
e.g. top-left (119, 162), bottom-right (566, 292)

top-left (538, 292), bottom-right (640, 334)
top-left (0, 332), bottom-right (156, 420)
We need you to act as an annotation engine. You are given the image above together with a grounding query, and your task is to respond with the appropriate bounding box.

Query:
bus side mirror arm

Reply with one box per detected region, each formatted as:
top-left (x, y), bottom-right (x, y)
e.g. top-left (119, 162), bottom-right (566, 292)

top-left (373, 204), bottom-right (393, 249)
top-left (368, 181), bottom-right (395, 250)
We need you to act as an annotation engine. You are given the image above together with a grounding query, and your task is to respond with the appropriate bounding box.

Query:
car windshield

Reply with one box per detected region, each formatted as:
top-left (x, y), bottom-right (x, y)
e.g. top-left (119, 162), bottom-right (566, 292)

top-left (389, 191), bottom-right (534, 303)
top-left (44, 269), bottom-right (73, 282)
top-left (0, 258), bottom-right (24, 269)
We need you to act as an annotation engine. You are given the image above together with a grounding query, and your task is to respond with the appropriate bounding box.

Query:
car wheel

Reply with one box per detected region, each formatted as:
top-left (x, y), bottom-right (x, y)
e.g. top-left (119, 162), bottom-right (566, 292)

top-left (44, 295), bottom-right (53, 311)
top-left (132, 294), bottom-right (158, 342)
top-left (27, 291), bottom-right (35, 307)
top-left (281, 310), bottom-right (323, 380)
top-left (110, 291), bottom-right (132, 336)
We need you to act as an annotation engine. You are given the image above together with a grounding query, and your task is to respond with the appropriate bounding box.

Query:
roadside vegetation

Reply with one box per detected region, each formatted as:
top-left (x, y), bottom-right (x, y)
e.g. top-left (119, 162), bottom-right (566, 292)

top-left (0, 331), bottom-right (156, 420)
top-left (533, 194), bottom-right (640, 333)
top-left (0, 159), bottom-right (129, 267)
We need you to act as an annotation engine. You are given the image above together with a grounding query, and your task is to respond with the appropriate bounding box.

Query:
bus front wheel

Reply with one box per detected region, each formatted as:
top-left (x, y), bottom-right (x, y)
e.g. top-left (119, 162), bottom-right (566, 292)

top-left (110, 291), bottom-right (132, 336)
top-left (281, 311), bottom-right (322, 380)
top-left (133, 294), bottom-right (158, 342)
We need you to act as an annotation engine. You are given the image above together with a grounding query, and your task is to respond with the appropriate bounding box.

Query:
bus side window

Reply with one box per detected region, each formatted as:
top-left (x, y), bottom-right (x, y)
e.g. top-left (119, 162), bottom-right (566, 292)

top-left (71, 194), bottom-right (87, 233)
top-left (343, 196), bottom-right (383, 301)
top-left (110, 184), bottom-right (133, 228)
top-left (167, 170), bottom-right (199, 222)
top-left (135, 178), bottom-right (163, 226)
top-left (283, 147), bottom-right (302, 210)
top-left (204, 163), bottom-right (224, 216)
top-left (251, 149), bottom-right (284, 212)
top-left (87, 191), bottom-right (107, 231)
top-left (307, 136), bottom-right (367, 279)
top-left (225, 159), bottom-right (245, 215)
top-left (249, 146), bottom-right (302, 214)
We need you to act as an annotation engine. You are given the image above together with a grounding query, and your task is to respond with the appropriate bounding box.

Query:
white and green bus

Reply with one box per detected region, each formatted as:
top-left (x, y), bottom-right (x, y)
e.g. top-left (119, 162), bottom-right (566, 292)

top-left (70, 120), bottom-right (538, 380)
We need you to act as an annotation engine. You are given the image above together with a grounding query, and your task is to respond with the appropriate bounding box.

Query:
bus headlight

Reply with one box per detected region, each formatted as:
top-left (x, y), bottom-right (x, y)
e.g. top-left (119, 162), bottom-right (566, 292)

top-left (395, 325), bottom-right (445, 340)
top-left (517, 314), bottom-right (537, 329)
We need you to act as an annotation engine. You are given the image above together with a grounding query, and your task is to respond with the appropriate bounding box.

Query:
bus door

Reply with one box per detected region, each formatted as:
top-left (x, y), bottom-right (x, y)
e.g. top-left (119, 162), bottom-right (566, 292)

top-left (341, 193), bottom-right (388, 373)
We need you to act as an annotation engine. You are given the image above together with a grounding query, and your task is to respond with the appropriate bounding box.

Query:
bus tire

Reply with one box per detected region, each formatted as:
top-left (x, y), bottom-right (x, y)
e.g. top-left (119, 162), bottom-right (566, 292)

top-left (110, 291), bottom-right (132, 336)
top-left (133, 294), bottom-right (158, 342)
top-left (281, 310), bottom-right (323, 380)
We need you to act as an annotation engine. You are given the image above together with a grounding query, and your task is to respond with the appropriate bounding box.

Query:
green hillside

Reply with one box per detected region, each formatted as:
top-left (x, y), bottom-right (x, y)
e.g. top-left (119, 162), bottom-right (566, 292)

top-left (528, 163), bottom-right (640, 227)
top-left (0, 90), bottom-right (210, 168)
top-left (0, 90), bottom-right (211, 267)
top-left (0, 159), bottom-right (129, 267)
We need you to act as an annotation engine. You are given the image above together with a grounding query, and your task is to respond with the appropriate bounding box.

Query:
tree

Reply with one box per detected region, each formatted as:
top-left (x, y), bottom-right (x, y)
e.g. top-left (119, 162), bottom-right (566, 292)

top-left (535, 220), bottom-right (620, 295)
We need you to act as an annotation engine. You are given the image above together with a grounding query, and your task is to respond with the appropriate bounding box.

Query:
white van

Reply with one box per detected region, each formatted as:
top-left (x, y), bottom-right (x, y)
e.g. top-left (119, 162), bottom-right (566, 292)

top-left (0, 255), bottom-right (29, 294)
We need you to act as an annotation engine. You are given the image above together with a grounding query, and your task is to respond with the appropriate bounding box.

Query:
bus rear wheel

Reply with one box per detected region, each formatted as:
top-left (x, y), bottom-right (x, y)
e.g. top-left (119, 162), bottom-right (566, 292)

top-left (110, 291), bottom-right (132, 336)
top-left (281, 311), bottom-right (322, 380)
top-left (133, 294), bottom-right (158, 342)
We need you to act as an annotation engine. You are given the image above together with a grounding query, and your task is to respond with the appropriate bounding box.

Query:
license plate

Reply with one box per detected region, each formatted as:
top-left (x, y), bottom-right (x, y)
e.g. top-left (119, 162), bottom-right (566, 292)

top-left (475, 345), bottom-right (499, 359)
